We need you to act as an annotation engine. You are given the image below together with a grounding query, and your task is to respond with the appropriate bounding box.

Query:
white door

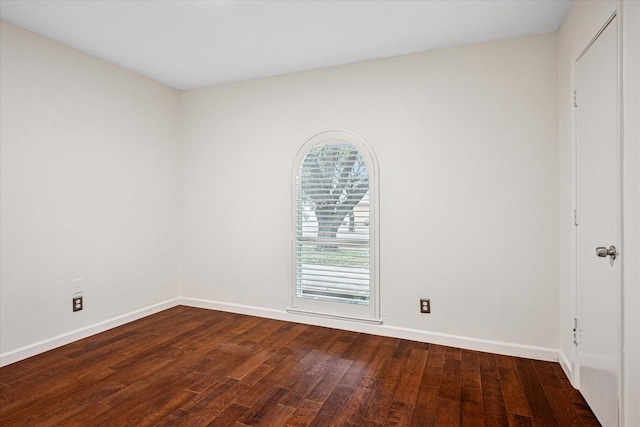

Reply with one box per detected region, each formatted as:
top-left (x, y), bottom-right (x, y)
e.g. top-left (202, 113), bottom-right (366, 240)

top-left (575, 15), bottom-right (620, 427)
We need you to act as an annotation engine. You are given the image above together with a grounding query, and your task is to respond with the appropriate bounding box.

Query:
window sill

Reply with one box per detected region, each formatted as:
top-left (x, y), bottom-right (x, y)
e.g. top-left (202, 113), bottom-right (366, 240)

top-left (286, 307), bottom-right (383, 325)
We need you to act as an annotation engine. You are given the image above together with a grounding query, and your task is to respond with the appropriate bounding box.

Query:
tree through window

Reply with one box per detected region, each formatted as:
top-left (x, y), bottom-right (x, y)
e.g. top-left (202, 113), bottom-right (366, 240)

top-left (291, 131), bottom-right (379, 321)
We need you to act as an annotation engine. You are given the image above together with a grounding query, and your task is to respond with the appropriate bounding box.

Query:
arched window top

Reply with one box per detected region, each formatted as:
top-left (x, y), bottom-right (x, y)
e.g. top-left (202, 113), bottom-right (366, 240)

top-left (290, 130), bottom-right (379, 323)
top-left (293, 130), bottom-right (378, 180)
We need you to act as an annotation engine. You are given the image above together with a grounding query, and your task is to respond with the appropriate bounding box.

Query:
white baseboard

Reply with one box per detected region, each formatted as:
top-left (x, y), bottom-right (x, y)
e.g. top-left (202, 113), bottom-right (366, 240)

top-left (559, 349), bottom-right (577, 386)
top-left (180, 297), bottom-right (559, 362)
top-left (1, 296), bottom-right (560, 367)
top-left (0, 298), bottom-right (181, 368)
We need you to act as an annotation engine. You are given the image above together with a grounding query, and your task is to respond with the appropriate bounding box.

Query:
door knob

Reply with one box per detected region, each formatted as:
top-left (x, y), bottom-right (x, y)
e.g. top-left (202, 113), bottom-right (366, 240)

top-left (595, 245), bottom-right (617, 260)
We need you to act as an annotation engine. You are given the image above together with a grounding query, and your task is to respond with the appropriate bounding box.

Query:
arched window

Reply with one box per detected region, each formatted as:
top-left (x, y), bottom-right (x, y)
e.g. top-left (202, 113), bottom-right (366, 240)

top-left (289, 130), bottom-right (380, 323)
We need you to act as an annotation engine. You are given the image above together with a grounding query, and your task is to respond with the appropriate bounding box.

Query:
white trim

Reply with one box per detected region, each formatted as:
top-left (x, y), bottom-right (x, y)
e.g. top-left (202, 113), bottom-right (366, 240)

top-left (286, 307), bottom-right (383, 325)
top-left (290, 129), bottom-right (380, 321)
top-left (559, 349), bottom-right (574, 381)
top-left (1, 296), bottom-right (559, 367)
top-left (181, 297), bottom-right (558, 362)
top-left (183, 297), bottom-right (292, 321)
top-left (0, 298), bottom-right (181, 368)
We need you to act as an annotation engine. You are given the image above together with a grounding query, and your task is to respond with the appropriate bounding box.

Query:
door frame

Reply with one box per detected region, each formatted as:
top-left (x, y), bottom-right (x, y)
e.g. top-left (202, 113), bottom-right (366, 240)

top-left (569, 3), bottom-right (624, 421)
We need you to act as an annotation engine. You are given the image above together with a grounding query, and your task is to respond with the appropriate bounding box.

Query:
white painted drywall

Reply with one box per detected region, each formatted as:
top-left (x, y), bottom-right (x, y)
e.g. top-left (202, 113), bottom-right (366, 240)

top-left (557, 0), bottom-right (640, 424)
top-left (0, 22), bottom-right (181, 354)
top-left (179, 32), bottom-right (559, 350)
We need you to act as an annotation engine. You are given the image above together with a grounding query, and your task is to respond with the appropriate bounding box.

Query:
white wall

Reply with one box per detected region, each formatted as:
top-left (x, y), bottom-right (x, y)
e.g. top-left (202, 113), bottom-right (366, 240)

top-left (0, 22), bottom-right (181, 360)
top-left (557, 1), bottom-right (640, 424)
top-left (180, 32), bottom-right (559, 354)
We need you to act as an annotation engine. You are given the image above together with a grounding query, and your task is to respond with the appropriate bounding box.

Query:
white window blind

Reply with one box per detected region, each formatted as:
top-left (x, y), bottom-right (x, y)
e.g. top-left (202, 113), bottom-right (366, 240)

top-left (295, 141), bottom-right (371, 306)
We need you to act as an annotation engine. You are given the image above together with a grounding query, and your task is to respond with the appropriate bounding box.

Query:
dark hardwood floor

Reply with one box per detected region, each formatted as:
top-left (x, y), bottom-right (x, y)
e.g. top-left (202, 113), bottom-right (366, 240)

top-left (0, 306), bottom-right (600, 426)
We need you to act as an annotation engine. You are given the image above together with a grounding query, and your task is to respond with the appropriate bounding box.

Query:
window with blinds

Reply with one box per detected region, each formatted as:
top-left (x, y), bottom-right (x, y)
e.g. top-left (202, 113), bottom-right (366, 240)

top-left (290, 130), bottom-right (379, 322)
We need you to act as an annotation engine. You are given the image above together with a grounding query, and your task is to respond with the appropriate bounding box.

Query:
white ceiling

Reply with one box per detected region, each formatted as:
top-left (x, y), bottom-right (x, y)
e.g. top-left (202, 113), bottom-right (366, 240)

top-left (0, 0), bottom-right (572, 90)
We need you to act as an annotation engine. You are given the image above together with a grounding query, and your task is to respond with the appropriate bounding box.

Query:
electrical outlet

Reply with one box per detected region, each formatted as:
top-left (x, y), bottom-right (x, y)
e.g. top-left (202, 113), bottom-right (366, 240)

top-left (73, 296), bottom-right (83, 312)
top-left (420, 298), bottom-right (430, 313)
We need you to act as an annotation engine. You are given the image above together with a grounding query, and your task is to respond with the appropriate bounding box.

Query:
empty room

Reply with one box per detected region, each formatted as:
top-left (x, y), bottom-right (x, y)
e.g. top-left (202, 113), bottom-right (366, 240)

top-left (0, 0), bottom-right (638, 426)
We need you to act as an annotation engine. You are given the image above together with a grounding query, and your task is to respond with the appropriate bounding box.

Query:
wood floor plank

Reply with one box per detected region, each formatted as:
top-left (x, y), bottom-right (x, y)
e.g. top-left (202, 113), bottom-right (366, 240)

top-left (460, 385), bottom-right (484, 427)
top-left (0, 306), bottom-right (601, 426)
top-left (284, 324), bottom-right (340, 363)
top-left (508, 413), bottom-right (535, 427)
top-left (305, 356), bottom-right (353, 403)
top-left (461, 349), bottom-right (482, 390)
top-left (409, 384), bottom-right (439, 427)
top-left (479, 352), bottom-right (509, 427)
top-left (0, 364), bottom-right (116, 423)
top-left (362, 340), bottom-right (414, 423)
top-left (227, 349), bottom-right (275, 380)
top-left (499, 365), bottom-right (531, 418)
top-left (393, 345), bottom-right (428, 405)
top-left (167, 376), bottom-right (241, 425)
top-left (496, 353), bottom-right (518, 369)
top-left (340, 334), bottom-right (385, 388)
top-left (27, 402), bottom-right (112, 427)
top-left (532, 359), bottom-right (563, 390)
top-left (236, 385), bottom-right (290, 426)
top-left (171, 316), bottom-right (237, 352)
top-left (446, 346), bottom-right (463, 361)
top-left (90, 369), bottom-right (205, 426)
top-left (331, 376), bottom-right (380, 426)
top-left (98, 350), bottom-right (192, 407)
top-left (129, 389), bottom-right (199, 427)
top-left (383, 400), bottom-right (415, 426)
top-left (205, 402), bottom-right (249, 426)
top-left (422, 344), bottom-right (446, 389)
top-left (363, 336), bottom-right (400, 381)
top-left (197, 359), bottom-right (276, 417)
top-left (0, 353), bottom-right (72, 386)
top-left (2, 371), bottom-right (122, 426)
top-left (542, 386), bottom-right (584, 426)
top-left (283, 398), bottom-right (324, 427)
top-left (410, 345), bottom-right (444, 426)
top-left (236, 345), bottom-right (317, 408)
top-left (514, 357), bottom-right (558, 427)
top-left (309, 384), bottom-right (354, 427)
top-left (434, 396), bottom-right (461, 427)
top-left (251, 403), bottom-right (297, 426)
top-left (439, 356), bottom-right (461, 402)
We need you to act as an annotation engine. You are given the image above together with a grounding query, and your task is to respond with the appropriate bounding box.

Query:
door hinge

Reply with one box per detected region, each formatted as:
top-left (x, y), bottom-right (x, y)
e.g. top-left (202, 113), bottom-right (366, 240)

top-left (573, 209), bottom-right (578, 226)
top-left (573, 317), bottom-right (579, 345)
top-left (573, 90), bottom-right (578, 107)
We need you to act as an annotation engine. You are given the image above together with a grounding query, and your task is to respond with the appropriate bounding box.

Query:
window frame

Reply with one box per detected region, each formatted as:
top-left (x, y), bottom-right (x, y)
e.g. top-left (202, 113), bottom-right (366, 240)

top-left (288, 130), bottom-right (380, 324)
